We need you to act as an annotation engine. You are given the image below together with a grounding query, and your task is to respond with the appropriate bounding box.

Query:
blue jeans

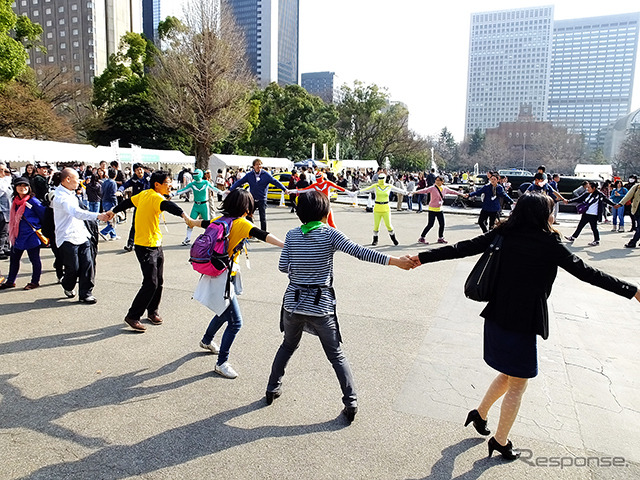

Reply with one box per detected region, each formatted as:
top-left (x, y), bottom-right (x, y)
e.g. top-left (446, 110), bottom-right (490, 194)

top-left (7, 246), bottom-right (41, 284)
top-left (201, 295), bottom-right (243, 365)
top-left (406, 194), bottom-right (413, 211)
top-left (612, 206), bottom-right (624, 227)
top-left (267, 309), bottom-right (357, 408)
top-left (416, 194), bottom-right (424, 212)
top-left (88, 201), bottom-right (100, 213)
top-left (100, 201), bottom-right (117, 237)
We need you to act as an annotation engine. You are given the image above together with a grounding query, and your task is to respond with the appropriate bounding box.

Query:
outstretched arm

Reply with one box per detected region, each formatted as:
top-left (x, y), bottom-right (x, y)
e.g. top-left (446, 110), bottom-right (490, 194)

top-left (176, 183), bottom-right (193, 195)
top-left (325, 180), bottom-right (346, 192)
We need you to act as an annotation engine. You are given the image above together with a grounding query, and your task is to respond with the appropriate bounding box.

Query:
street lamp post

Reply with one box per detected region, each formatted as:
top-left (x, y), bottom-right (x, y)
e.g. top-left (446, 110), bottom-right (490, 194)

top-left (521, 132), bottom-right (527, 171)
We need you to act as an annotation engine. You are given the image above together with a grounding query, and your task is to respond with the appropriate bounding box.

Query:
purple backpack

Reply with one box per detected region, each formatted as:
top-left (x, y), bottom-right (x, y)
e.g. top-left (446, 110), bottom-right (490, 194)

top-left (189, 217), bottom-right (236, 277)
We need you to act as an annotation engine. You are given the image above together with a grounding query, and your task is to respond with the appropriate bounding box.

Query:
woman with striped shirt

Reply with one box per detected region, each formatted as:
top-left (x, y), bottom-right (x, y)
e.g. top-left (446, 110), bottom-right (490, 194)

top-left (265, 191), bottom-right (414, 423)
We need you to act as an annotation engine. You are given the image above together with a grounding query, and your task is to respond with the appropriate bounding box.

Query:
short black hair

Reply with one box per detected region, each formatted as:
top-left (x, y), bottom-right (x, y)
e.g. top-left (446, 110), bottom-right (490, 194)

top-left (533, 172), bottom-right (546, 181)
top-left (150, 170), bottom-right (169, 190)
top-left (537, 165), bottom-right (546, 172)
top-left (296, 191), bottom-right (330, 224)
top-left (222, 189), bottom-right (254, 218)
top-left (133, 163), bottom-right (143, 171)
top-left (108, 168), bottom-right (117, 179)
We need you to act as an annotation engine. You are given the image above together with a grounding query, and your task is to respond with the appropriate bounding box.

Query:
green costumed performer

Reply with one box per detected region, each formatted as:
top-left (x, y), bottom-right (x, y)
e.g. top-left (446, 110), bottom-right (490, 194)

top-left (175, 169), bottom-right (222, 245)
top-left (356, 173), bottom-right (406, 246)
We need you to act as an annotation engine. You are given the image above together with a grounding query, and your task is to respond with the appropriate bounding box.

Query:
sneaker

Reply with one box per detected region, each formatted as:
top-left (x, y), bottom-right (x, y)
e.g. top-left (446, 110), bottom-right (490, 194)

top-left (417, 237), bottom-right (427, 244)
top-left (63, 288), bottom-right (76, 298)
top-left (123, 245), bottom-right (133, 252)
top-left (624, 243), bottom-right (637, 248)
top-left (564, 236), bottom-right (575, 242)
top-left (611, 227), bottom-right (618, 232)
top-left (181, 239), bottom-right (191, 246)
top-left (437, 238), bottom-right (448, 244)
top-left (199, 340), bottom-right (220, 354)
top-left (109, 235), bottom-right (121, 241)
top-left (587, 241), bottom-right (599, 246)
top-left (214, 362), bottom-right (238, 379)
top-left (618, 227), bottom-right (624, 233)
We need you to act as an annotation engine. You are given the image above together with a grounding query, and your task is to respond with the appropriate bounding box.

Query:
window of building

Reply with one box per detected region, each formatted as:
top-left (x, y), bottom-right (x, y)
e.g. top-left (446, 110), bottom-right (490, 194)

top-left (60, 30), bottom-right (65, 37)
top-left (59, 18), bottom-right (64, 25)
top-left (60, 42), bottom-right (66, 49)
top-left (72, 17), bottom-right (77, 23)
top-left (45, 7), bottom-right (50, 13)
top-left (46, 20), bottom-right (51, 26)
top-left (21, 0), bottom-right (26, 5)
top-left (74, 65), bottom-right (80, 71)
top-left (48, 56), bottom-right (54, 62)
top-left (58, 6), bottom-right (63, 12)
top-left (72, 29), bottom-right (78, 35)
top-left (33, 9), bottom-right (38, 15)
top-left (71, 3), bottom-right (77, 10)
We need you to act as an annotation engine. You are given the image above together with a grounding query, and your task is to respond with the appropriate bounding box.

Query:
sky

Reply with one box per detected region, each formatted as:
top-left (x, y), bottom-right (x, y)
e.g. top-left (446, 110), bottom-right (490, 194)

top-left (168, 1), bottom-right (640, 141)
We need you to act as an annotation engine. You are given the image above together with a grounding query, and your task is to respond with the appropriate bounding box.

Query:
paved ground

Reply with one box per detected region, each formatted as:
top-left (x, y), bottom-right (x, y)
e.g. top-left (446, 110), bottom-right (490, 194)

top-left (1, 201), bottom-right (639, 479)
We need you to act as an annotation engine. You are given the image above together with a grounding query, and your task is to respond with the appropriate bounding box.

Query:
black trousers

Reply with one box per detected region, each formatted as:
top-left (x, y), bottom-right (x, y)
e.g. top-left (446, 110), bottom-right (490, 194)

top-left (478, 210), bottom-right (499, 233)
top-left (127, 208), bottom-right (137, 248)
top-left (254, 199), bottom-right (267, 231)
top-left (128, 245), bottom-right (164, 320)
top-left (60, 240), bottom-right (95, 298)
top-left (572, 214), bottom-right (599, 241)
top-left (421, 211), bottom-right (445, 238)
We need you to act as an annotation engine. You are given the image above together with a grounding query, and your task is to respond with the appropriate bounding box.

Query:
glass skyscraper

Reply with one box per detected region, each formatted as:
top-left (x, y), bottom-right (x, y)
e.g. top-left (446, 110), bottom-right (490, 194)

top-left (142, 0), bottom-right (162, 44)
top-left (227, 0), bottom-right (299, 86)
top-left (548, 13), bottom-right (640, 150)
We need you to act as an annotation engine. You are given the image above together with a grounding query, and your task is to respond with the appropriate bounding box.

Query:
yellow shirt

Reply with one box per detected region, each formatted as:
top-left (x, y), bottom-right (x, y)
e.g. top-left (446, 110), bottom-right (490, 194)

top-left (131, 189), bottom-right (166, 247)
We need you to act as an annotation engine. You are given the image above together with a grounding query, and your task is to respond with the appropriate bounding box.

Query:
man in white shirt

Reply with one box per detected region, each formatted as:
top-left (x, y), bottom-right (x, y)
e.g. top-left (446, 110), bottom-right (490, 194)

top-left (52, 168), bottom-right (110, 303)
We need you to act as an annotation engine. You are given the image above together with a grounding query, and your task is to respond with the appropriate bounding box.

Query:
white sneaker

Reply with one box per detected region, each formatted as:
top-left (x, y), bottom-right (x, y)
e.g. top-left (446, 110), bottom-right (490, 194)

top-left (214, 362), bottom-right (238, 379)
top-left (109, 235), bottom-right (121, 241)
top-left (199, 340), bottom-right (220, 354)
top-left (181, 239), bottom-right (191, 246)
top-left (63, 288), bottom-right (76, 298)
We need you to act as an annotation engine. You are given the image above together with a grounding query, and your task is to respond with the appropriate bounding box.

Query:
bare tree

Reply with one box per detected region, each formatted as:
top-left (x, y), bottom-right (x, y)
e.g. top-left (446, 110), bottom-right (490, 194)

top-left (477, 135), bottom-right (510, 171)
top-left (150, 0), bottom-right (255, 169)
top-left (534, 128), bottom-right (585, 174)
top-left (614, 131), bottom-right (640, 178)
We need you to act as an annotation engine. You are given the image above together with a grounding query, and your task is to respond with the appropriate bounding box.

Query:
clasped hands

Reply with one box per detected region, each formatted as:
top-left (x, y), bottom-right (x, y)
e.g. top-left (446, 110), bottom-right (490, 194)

top-left (391, 254), bottom-right (422, 270)
top-left (98, 211), bottom-right (115, 222)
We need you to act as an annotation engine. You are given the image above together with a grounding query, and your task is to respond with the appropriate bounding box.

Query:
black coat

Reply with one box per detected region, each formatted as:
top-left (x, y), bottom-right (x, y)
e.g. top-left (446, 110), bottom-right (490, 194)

top-left (418, 228), bottom-right (637, 339)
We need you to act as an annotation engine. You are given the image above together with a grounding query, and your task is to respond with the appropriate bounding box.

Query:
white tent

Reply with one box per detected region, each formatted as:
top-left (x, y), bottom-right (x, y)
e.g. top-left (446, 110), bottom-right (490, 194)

top-left (208, 153), bottom-right (292, 173)
top-left (340, 159), bottom-right (379, 170)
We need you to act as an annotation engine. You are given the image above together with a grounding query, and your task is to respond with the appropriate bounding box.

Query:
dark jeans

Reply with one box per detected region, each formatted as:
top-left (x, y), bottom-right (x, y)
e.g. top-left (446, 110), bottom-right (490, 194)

top-left (254, 199), bottom-right (267, 231)
top-left (416, 194), bottom-right (424, 212)
top-left (51, 241), bottom-right (64, 280)
top-left (628, 210), bottom-right (640, 246)
top-left (267, 309), bottom-right (357, 408)
top-left (421, 211), bottom-right (445, 238)
top-left (572, 214), bottom-right (599, 241)
top-left (128, 245), bottom-right (164, 320)
top-left (127, 208), bottom-right (137, 248)
top-left (7, 246), bottom-right (41, 284)
top-left (0, 216), bottom-right (9, 254)
top-left (201, 295), bottom-right (242, 365)
top-left (478, 210), bottom-right (499, 233)
top-left (60, 240), bottom-right (95, 298)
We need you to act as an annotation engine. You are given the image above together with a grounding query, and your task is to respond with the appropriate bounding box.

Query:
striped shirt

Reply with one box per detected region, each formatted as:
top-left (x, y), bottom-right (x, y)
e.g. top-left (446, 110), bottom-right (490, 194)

top-left (279, 225), bottom-right (390, 316)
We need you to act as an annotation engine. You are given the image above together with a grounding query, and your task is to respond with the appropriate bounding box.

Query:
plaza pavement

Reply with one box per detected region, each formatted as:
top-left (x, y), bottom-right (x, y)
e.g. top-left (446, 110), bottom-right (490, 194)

top-left (0, 200), bottom-right (639, 480)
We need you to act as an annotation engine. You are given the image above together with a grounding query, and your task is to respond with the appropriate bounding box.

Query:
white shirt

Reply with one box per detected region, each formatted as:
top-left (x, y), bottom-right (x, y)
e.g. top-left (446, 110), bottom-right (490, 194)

top-left (0, 176), bottom-right (11, 221)
top-left (52, 185), bottom-right (99, 247)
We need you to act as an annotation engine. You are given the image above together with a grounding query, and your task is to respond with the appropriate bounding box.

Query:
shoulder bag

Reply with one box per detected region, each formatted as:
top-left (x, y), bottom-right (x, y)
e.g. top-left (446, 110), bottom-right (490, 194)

top-left (464, 234), bottom-right (503, 302)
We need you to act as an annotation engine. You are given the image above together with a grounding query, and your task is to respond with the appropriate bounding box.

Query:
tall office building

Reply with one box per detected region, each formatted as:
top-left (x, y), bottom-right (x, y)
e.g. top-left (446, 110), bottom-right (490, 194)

top-left (13, 0), bottom-right (142, 85)
top-left (548, 13), bottom-right (640, 150)
top-left (301, 71), bottom-right (340, 103)
top-left (465, 6), bottom-right (554, 138)
top-left (227, 0), bottom-right (299, 87)
top-left (142, 0), bottom-right (162, 44)
top-left (465, 6), bottom-right (640, 152)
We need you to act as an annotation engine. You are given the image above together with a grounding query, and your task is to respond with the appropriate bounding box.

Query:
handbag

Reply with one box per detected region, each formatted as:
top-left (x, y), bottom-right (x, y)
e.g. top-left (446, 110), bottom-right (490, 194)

top-left (576, 202), bottom-right (589, 214)
top-left (464, 234), bottom-right (503, 302)
top-left (23, 218), bottom-right (50, 247)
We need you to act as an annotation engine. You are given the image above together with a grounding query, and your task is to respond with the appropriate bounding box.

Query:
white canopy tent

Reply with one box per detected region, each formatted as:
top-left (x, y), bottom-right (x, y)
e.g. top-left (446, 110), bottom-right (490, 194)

top-left (208, 153), bottom-right (292, 173)
top-left (339, 159), bottom-right (379, 170)
top-left (574, 164), bottom-right (613, 181)
top-left (0, 136), bottom-right (195, 170)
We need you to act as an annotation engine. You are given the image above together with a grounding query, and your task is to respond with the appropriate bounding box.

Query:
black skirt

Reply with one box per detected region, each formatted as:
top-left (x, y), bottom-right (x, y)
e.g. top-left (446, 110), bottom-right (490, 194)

top-left (483, 319), bottom-right (538, 378)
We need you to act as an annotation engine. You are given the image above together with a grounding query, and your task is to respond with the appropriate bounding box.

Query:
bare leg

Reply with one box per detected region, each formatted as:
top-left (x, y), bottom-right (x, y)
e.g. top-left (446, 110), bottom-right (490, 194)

top-left (477, 373), bottom-right (509, 420)
top-left (494, 376), bottom-right (528, 445)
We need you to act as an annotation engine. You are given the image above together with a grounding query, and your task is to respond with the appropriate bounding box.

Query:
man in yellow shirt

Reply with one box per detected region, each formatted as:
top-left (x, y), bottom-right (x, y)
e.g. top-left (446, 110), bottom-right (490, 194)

top-left (109, 171), bottom-right (194, 331)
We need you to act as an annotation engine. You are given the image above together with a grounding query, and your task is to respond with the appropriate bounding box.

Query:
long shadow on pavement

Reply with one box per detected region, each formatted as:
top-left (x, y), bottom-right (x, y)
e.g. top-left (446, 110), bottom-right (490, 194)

top-left (0, 325), bottom-right (127, 356)
top-left (410, 437), bottom-right (501, 480)
top-left (0, 296), bottom-right (72, 316)
top-left (0, 353), bottom-right (206, 450)
top-left (21, 399), bottom-right (346, 479)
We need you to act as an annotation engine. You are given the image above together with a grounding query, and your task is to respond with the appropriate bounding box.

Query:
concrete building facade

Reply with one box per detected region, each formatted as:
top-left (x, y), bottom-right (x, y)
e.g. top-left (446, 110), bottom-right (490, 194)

top-left (301, 71), bottom-right (340, 103)
top-left (12, 0), bottom-right (142, 86)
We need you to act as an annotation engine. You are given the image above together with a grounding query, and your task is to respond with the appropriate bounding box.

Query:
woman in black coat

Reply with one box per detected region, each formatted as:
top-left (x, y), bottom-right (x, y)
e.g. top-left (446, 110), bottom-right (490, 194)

top-left (410, 193), bottom-right (639, 460)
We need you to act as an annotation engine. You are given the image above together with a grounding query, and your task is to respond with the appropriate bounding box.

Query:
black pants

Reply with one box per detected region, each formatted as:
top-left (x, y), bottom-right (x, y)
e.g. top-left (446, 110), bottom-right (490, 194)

top-left (254, 199), bottom-right (267, 231)
top-left (128, 245), bottom-right (164, 320)
top-left (572, 214), bottom-right (599, 241)
top-left (60, 240), bottom-right (95, 298)
top-left (127, 208), bottom-right (137, 248)
top-left (421, 211), bottom-right (445, 238)
top-left (478, 210), bottom-right (499, 233)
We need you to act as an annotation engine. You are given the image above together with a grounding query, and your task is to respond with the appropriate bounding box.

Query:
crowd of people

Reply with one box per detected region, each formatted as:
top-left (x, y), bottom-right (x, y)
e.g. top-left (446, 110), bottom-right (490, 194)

top-left (1, 157), bottom-right (639, 462)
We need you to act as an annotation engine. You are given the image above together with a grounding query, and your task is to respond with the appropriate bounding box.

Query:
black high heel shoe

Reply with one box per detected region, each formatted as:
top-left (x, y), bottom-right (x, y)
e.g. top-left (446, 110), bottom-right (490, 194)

top-left (487, 437), bottom-right (520, 460)
top-left (464, 409), bottom-right (490, 436)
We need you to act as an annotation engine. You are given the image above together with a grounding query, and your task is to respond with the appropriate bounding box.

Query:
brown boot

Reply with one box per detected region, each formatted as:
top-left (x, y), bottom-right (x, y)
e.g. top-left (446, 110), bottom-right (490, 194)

top-left (124, 316), bottom-right (146, 332)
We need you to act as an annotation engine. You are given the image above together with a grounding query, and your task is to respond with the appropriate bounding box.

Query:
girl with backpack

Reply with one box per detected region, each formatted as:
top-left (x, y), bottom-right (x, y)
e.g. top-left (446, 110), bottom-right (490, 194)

top-left (190, 189), bottom-right (284, 379)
